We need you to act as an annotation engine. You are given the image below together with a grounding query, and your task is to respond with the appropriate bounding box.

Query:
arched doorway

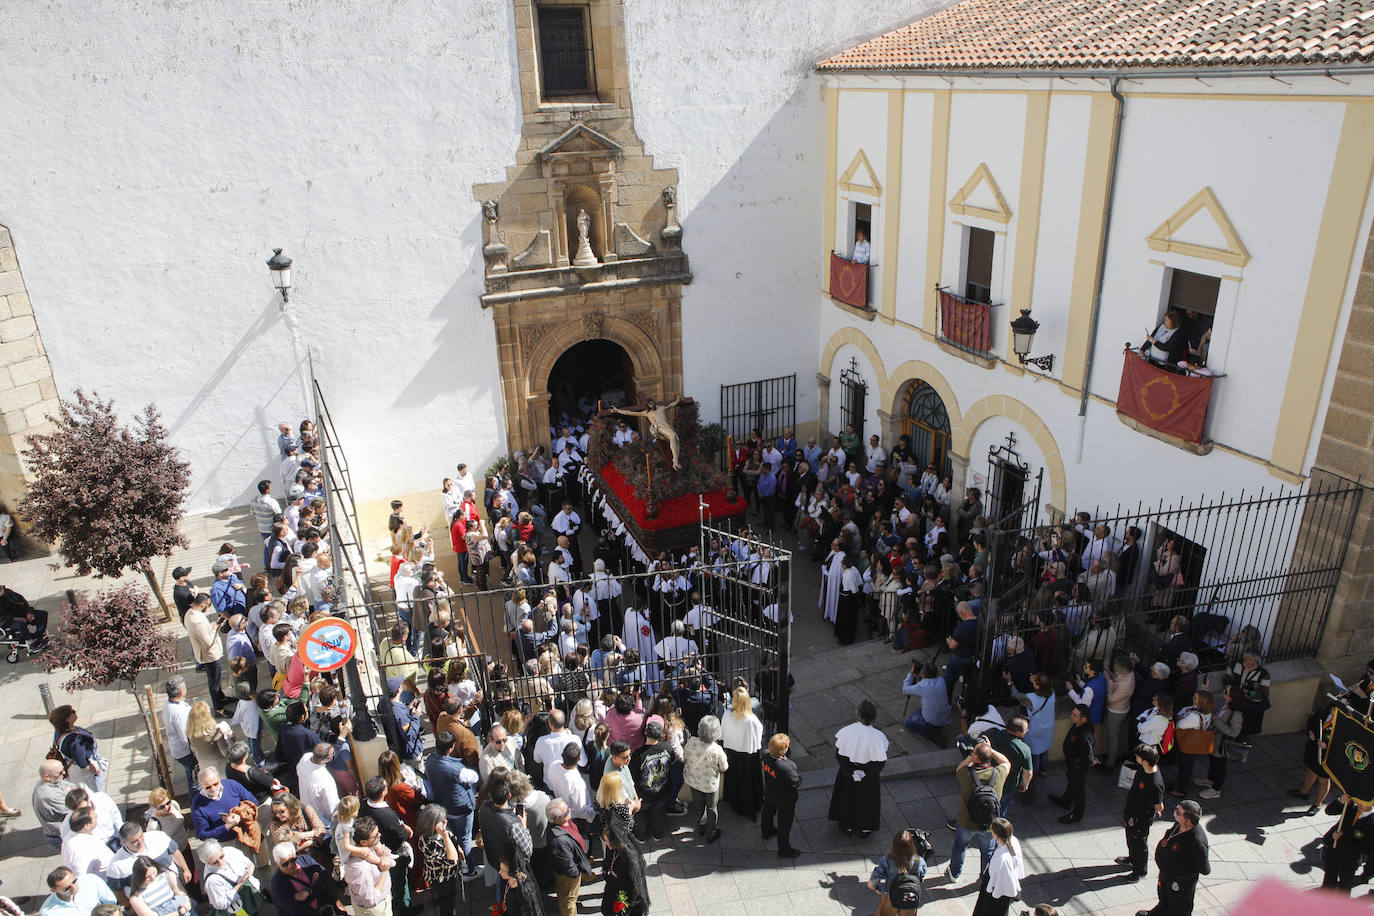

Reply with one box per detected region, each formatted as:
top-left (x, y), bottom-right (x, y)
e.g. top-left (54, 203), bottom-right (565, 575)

top-left (901, 381), bottom-right (952, 478)
top-left (547, 339), bottom-right (636, 425)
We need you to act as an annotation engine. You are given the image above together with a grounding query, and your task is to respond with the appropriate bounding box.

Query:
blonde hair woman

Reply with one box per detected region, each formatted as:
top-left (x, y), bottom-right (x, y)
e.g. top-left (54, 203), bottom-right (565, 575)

top-left (186, 701), bottom-right (232, 767)
top-left (592, 770), bottom-right (636, 839)
top-left (720, 687), bottom-right (764, 818)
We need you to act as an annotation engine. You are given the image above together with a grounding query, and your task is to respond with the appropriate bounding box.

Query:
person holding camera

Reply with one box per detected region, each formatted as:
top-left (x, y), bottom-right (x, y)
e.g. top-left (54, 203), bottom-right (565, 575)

top-left (948, 738), bottom-right (1010, 882)
top-left (901, 661), bottom-right (951, 746)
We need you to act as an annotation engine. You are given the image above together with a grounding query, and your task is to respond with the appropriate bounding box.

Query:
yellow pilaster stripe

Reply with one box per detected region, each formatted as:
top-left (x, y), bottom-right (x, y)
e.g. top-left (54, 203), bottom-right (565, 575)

top-left (823, 86), bottom-right (839, 294)
top-left (1008, 92), bottom-right (1051, 363)
top-left (1061, 93), bottom-right (1120, 389)
top-left (881, 90), bottom-right (906, 320)
top-left (1272, 101), bottom-right (1374, 473)
top-left (924, 90), bottom-right (951, 331)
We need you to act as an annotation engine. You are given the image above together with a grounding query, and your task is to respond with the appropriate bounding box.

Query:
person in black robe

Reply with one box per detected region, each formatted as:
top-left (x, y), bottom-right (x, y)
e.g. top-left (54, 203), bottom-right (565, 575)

top-left (828, 701), bottom-right (889, 836)
top-left (600, 822), bottom-right (649, 916)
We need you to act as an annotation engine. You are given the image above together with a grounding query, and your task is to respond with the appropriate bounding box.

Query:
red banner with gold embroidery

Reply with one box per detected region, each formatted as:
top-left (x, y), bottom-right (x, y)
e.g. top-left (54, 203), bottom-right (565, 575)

top-left (1117, 350), bottom-right (1214, 444)
top-left (830, 252), bottom-right (868, 309)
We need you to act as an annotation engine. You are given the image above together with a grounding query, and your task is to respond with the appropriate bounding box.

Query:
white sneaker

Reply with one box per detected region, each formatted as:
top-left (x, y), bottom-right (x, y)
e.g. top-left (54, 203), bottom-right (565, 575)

top-left (1198, 788), bottom-right (1221, 799)
top-left (1193, 777), bottom-right (1213, 788)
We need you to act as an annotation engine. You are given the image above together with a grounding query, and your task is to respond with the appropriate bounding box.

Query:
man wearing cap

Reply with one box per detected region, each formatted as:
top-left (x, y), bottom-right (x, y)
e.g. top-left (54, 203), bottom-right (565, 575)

top-left (388, 677), bottom-right (425, 764)
top-left (284, 486), bottom-right (307, 536)
top-left (171, 566), bottom-right (198, 623)
top-left (210, 562), bottom-right (247, 620)
top-left (630, 717), bottom-right (673, 842)
top-left (183, 595), bottom-right (230, 715)
top-left (280, 443), bottom-right (304, 492)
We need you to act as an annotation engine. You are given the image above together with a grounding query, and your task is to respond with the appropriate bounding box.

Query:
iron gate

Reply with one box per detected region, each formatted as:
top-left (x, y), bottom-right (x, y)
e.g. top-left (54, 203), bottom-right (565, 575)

top-left (350, 518), bottom-right (795, 735)
top-left (720, 374), bottom-right (796, 443)
top-left (977, 472), bottom-right (1365, 695)
top-left (840, 357), bottom-right (867, 442)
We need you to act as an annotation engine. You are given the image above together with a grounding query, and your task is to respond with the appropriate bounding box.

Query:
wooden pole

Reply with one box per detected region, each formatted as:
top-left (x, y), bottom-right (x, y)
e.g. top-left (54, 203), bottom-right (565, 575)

top-left (645, 454), bottom-right (652, 494)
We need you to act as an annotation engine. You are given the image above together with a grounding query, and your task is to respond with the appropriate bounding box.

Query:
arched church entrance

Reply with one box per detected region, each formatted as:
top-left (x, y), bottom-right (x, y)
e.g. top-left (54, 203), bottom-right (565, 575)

top-left (901, 380), bottom-right (953, 478)
top-left (546, 339), bottom-right (636, 424)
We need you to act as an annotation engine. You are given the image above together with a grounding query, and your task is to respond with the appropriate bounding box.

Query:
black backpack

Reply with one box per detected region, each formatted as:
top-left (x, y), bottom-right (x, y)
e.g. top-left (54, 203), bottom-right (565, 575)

top-left (968, 768), bottom-right (1001, 831)
top-left (888, 872), bottom-right (922, 910)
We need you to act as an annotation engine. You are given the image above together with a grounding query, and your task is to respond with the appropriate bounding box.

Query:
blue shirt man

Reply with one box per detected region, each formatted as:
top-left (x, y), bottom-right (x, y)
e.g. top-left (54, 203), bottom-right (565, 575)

top-left (210, 565), bottom-right (247, 617)
top-left (776, 431), bottom-right (798, 464)
top-left (802, 440), bottom-right (823, 470)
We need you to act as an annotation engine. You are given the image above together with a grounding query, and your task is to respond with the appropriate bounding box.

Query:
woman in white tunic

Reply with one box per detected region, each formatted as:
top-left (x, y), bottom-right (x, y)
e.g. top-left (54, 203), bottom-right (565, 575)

top-left (818, 540), bottom-right (844, 624)
top-left (828, 700), bottom-right (889, 836)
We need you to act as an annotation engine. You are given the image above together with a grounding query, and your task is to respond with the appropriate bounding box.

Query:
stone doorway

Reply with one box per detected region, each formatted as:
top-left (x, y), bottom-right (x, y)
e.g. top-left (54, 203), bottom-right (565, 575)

top-left (547, 338), bottom-right (636, 422)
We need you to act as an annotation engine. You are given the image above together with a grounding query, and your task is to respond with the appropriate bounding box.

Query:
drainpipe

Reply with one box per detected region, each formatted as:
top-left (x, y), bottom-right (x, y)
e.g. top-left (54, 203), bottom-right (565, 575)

top-left (1079, 75), bottom-right (1126, 422)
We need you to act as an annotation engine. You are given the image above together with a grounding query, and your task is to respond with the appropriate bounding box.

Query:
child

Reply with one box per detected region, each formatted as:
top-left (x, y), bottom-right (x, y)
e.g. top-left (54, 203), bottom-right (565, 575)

top-left (217, 543), bottom-right (247, 575)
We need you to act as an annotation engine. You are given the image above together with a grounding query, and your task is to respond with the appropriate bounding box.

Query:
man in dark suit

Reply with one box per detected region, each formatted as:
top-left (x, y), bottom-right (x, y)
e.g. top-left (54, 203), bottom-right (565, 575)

top-left (547, 798), bottom-right (593, 916)
top-left (760, 733), bottom-right (802, 858)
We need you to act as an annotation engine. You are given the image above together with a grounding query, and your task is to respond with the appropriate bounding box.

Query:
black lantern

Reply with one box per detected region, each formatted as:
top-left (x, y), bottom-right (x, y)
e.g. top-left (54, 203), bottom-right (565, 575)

top-left (1010, 308), bottom-right (1054, 371)
top-left (266, 248), bottom-right (293, 303)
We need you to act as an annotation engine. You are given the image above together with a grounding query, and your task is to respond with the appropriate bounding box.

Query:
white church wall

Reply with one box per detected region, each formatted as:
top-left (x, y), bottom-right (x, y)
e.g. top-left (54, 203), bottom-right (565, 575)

top-left (0, 0), bottom-right (940, 511)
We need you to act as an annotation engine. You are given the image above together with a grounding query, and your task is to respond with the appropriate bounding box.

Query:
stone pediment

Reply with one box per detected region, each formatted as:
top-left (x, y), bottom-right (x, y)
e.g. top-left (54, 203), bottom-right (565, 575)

top-left (537, 123), bottom-right (623, 161)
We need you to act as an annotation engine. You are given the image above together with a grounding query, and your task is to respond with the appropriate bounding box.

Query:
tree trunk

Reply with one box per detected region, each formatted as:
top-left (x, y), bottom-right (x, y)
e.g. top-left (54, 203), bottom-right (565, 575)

top-left (142, 562), bottom-right (172, 622)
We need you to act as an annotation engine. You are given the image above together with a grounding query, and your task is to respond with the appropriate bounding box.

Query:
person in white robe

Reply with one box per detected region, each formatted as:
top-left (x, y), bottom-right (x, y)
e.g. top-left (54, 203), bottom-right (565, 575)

top-left (819, 541), bottom-right (844, 623)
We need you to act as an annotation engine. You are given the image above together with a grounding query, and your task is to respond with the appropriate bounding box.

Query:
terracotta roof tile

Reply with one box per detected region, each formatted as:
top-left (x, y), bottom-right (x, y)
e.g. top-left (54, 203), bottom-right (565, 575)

top-left (817, 0), bottom-right (1374, 70)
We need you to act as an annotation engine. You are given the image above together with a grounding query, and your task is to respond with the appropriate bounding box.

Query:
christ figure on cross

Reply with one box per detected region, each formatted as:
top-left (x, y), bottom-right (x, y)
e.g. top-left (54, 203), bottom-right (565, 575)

top-left (612, 397), bottom-right (687, 470)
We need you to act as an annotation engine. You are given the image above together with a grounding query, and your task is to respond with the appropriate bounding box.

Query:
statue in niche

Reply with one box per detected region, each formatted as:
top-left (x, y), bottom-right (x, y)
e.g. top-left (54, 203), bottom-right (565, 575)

top-left (482, 200), bottom-right (498, 222)
top-left (572, 208), bottom-right (599, 267)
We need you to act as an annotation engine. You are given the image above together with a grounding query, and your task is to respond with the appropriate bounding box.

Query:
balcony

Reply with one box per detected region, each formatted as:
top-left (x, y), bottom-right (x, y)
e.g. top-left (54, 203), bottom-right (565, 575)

top-left (937, 287), bottom-right (998, 360)
top-left (1115, 348), bottom-right (1219, 453)
top-left (829, 251), bottom-right (871, 313)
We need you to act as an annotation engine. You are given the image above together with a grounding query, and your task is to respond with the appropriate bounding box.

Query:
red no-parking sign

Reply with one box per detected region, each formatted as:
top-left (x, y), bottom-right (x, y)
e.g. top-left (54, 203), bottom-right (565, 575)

top-left (297, 616), bottom-right (359, 672)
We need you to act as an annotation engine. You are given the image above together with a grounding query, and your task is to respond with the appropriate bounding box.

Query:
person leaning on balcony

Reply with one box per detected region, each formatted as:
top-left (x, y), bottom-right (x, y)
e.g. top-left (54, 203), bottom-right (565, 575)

top-left (1142, 308), bottom-right (1189, 366)
top-left (851, 228), bottom-right (870, 264)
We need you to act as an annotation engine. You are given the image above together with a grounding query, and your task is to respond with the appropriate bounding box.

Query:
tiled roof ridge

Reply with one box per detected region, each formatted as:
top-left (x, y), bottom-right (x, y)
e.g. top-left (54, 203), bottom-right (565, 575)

top-left (817, 0), bottom-right (1374, 71)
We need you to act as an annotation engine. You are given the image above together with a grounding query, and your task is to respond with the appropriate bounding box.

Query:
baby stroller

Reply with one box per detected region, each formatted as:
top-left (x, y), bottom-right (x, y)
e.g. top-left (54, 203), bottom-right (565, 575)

top-left (2, 607), bottom-right (48, 663)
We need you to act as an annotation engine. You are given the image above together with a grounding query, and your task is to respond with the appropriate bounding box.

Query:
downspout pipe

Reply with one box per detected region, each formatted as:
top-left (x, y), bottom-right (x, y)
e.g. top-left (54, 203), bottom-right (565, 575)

top-left (1078, 74), bottom-right (1126, 418)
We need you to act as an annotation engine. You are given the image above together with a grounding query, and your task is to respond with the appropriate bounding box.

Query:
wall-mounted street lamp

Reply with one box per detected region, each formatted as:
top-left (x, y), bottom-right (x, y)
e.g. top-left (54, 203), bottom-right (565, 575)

top-left (266, 248), bottom-right (293, 304)
top-left (1010, 309), bottom-right (1055, 371)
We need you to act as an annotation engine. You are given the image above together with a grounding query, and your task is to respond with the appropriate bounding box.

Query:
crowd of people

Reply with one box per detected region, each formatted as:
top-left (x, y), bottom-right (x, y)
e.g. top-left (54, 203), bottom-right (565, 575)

top-left (16, 412), bottom-right (1374, 916)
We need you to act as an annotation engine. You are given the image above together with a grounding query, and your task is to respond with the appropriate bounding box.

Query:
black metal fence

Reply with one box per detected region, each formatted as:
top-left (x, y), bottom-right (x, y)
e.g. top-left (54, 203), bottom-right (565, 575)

top-left (720, 374), bottom-right (796, 444)
top-left (840, 357), bottom-right (867, 442)
top-left (353, 518), bottom-right (793, 734)
top-left (975, 472), bottom-right (1365, 694)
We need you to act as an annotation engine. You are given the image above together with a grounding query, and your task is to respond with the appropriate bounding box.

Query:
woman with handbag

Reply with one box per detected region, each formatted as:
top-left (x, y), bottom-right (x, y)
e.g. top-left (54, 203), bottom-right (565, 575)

top-left (1198, 686), bottom-right (1245, 799)
top-left (49, 705), bottom-right (107, 792)
top-left (1170, 691), bottom-right (1214, 797)
top-left (198, 840), bottom-right (265, 916)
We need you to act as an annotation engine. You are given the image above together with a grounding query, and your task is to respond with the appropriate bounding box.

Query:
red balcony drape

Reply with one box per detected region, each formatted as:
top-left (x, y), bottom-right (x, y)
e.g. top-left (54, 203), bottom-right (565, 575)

top-left (1117, 349), bottom-right (1215, 444)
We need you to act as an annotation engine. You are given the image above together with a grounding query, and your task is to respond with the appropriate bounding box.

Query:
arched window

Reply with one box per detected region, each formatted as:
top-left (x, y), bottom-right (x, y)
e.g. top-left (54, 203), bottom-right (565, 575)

top-left (902, 381), bottom-right (951, 478)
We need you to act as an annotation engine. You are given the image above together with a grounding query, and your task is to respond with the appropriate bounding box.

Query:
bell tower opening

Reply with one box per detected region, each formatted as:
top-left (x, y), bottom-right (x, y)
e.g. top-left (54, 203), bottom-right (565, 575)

top-left (547, 339), bottom-right (636, 422)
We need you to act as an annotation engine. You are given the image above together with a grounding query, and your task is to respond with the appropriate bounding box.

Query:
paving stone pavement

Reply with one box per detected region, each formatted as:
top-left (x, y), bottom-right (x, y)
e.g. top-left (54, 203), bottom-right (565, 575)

top-left (0, 509), bottom-right (1355, 914)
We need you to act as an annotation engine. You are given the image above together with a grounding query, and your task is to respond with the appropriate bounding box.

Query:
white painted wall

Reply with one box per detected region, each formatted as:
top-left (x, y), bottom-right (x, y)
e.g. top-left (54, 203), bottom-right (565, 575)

top-left (0, 0), bottom-right (942, 511)
top-left (823, 73), bottom-right (1374, 518)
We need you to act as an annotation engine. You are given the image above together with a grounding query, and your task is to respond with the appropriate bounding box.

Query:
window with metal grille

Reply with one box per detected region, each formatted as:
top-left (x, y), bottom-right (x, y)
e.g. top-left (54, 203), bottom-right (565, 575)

top-left (537, 5), bottom-right (594, 98)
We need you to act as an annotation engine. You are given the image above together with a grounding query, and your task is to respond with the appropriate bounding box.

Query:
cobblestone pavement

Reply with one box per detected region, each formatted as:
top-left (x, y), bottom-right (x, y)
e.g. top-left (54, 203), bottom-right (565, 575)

top-left (0, 510), bottom-right (1351, 914)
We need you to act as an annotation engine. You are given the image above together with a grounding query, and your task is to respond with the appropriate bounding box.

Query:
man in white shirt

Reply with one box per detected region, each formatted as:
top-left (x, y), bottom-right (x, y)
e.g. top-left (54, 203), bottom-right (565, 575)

top-left (547, 553), bottom-right (572, 592)
top-left (545, 742), bottom-right (593, 821)
top-left (301, 548), bottom-right (332, 607)
top-left (684, 594), bottom-right (717, 646)
top-left (1081, 523), bottom-right (1119, 569)
top-left (250, 480), bottom-right (282, 544)
top-left (866, 435), bottom-right (887, 474)
top-left (612, 419), bottom-right (637, 446)
top-left (162, 676), bottom-right (197, 793)
top-left (298, 743), bottom-right (340, 828)
top-left (533, 710), bottom-right (588, 786)
top-left (59, 787), bottom-right (123, 845)
top-left (279, 445), bottom-right (304, 492)
top-left (106, 822), bottom-right (191, 891)
top-left (761, 441), bottom-right (783, 470)
top-left (61, 808), bottom-right (113, 877)
top-left (655, 620), bottom-right (696, 673)
top-left (454, 463), bottom-right (478, 504)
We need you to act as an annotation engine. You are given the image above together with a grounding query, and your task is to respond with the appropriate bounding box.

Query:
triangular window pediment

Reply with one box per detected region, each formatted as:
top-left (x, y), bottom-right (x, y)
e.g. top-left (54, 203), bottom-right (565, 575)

top-left (1146, 187), bottom-right (1251, 268)
top-left (949, 163), bottom-right (1011, 224)
top-left (537, 123), bottom-right (623, 160)
top-left (839, 148), bottom-right (883, 196)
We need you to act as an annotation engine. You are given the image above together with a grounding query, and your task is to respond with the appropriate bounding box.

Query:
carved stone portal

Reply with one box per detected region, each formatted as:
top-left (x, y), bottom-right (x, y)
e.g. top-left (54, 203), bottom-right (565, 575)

top-left (474, 0), bottom-right (691, 454)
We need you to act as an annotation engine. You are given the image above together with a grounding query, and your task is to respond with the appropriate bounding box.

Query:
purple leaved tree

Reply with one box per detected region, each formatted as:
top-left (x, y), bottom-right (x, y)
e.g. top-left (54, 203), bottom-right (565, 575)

top-left (41, 585), bottom-right (179, 780)
top-left (19, 390), bottom-right (190, 619)
top-left (42, 584), bottom-right (178, 692)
